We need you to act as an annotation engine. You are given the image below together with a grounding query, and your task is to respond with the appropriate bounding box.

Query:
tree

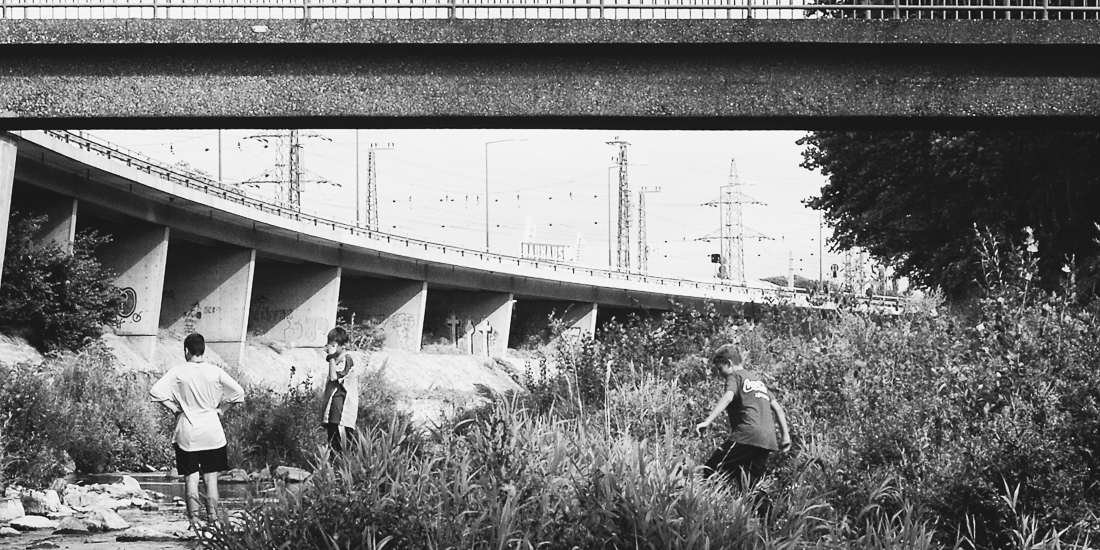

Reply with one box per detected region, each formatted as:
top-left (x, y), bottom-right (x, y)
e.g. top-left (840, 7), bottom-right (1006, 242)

top-left (0, 212), bottom-right (122, 351)
top-left (799, 131), bottom-right (1100, 299)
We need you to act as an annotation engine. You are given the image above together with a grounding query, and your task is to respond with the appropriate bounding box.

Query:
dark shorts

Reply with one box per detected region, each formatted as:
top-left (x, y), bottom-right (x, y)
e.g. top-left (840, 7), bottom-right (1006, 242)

top-left (174, 444), bottom-right (229, 476)
top-left (323, 423), bottom-right (356, 453)
top-left (703, 440), bottom-right (770, 488)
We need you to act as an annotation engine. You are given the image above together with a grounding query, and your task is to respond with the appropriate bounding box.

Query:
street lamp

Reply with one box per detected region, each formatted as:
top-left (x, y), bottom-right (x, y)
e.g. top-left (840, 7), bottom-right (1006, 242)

top-left (485, 138), bottom-right (525, 252)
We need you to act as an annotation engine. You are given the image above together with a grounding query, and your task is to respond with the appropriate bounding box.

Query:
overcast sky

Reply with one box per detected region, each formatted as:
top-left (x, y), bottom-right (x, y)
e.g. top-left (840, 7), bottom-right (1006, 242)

top-left (91, 129), bottom-right (846, 284)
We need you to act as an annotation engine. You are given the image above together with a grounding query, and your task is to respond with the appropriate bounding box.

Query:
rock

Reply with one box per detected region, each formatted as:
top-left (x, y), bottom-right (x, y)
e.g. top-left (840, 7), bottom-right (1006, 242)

top-left (119, 475), bottom-right (145, 497)
top-left (10, 515), bottom-right (59, 531)
top-left (84, 508), bottom-right (130, 532)
top-left (0, 497), bottom-right (24, 522)
top-left (275, 466), bottom-right (310, 483)
top-left (220, 468), bottom-right (249, 483)
top-left (253, 466), bottom-right (272, 482)
top-left (26, 540), bottom-right (60, 549)
top-left (0, 526), bottom-right (20, 537)
top-left (22, 490), bottom-right (61, 516)
top-left (52, 517), bottom-right (91, 535)
top-left (46, 505), bottom-right (74, 518)
top-left (139, 500), bottom-right (160, 512)
top-left (116, 526), bottom-right (179, 542)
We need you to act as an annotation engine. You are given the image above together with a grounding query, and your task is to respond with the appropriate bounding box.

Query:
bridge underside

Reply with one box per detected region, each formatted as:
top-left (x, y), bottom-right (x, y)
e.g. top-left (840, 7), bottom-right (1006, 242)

top-left (2, 20), bottom-right (1100, 129)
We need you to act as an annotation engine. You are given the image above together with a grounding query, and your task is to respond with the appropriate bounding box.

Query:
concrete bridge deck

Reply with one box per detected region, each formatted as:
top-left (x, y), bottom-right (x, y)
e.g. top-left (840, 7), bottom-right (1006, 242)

top-left (2, 19), bottom-right (1100, 128)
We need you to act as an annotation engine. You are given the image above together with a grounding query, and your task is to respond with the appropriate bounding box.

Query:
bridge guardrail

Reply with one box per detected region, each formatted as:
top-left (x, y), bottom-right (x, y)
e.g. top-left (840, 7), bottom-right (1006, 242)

top-left (1, 0), bottom-right (1095, 20)
top-left (21, 129), bottom-right (801, 302)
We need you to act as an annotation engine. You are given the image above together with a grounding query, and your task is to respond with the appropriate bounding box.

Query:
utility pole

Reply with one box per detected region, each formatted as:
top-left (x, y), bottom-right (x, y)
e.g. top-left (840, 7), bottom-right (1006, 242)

top-left (366, 142), bottom-right (393, 231)
top-left (637, 186), bottom-right (661, 274)
top-left (607, 138), bottom-right (631, 270)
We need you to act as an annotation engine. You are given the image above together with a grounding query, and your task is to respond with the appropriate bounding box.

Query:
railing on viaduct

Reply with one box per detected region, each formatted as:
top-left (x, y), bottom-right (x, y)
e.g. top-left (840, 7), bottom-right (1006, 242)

top-left (0, 0), bottom-right (1095, 20)
top-left (33, 129), bottom-right (797, 302)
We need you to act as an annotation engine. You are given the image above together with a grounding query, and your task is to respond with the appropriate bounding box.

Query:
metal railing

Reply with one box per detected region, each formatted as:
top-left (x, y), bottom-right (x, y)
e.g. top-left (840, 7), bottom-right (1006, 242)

top-left (1, 0), bottom-right (1097, 20)
top-left (21, 129), bottom-right (802, 302)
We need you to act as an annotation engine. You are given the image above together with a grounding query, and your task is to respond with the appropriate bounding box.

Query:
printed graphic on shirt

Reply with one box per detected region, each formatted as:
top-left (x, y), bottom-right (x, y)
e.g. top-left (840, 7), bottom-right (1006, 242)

top-left (742, 378), bottom-right (771, 401)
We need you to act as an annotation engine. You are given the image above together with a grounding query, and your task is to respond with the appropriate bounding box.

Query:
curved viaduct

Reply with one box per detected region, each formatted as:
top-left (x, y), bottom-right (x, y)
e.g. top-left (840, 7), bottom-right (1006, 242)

top-left (0, 130), bottom-right (785, 363)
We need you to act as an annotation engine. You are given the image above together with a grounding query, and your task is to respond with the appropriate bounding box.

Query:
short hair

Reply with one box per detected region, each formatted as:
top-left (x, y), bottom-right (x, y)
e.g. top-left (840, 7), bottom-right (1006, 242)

top-left (184, 333), bottom-right (205, 357)
top-left (711, 344), bottom-right (742, 371)
top-left (327, 326), bottom-right (349, 346)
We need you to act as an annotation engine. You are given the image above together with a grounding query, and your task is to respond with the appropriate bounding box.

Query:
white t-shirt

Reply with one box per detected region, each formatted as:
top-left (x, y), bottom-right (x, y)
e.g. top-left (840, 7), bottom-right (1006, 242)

top-left (150, 360), bottom-right (245, 452)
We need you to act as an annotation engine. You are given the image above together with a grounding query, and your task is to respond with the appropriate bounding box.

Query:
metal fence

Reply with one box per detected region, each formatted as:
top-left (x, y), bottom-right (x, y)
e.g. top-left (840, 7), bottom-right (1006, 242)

top-left (20, 129), bottom-right (804, 301)
top-left (1, 0), bottom-right (1097, 20)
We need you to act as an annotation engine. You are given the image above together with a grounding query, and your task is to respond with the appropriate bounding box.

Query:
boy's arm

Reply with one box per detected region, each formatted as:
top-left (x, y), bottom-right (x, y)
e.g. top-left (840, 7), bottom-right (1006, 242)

top-left (770, 399), bottom-right (792, 452)
top-left (327, 353), bottom-right (342, 382)
top-left (696, 391), bottom-right (735, 435)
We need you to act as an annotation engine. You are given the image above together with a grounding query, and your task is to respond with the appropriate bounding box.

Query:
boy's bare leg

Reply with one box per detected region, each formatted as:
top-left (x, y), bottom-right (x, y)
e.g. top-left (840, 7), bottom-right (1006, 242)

top-left (203, 471), bottom-right (220, 522)
top-left (184, 472), bottom-right (202, 529)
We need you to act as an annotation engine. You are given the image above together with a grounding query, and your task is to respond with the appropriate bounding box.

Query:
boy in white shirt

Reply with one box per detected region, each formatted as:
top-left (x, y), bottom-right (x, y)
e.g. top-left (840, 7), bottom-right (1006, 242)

top-left (150, 333), bottom-right (245, 529)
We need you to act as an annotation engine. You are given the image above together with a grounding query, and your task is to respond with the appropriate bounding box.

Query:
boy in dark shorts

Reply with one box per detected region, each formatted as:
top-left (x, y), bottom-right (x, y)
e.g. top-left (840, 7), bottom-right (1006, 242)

top-left (150, 333), bottom-right (245, 530)
top-left (321, 327), bottom-right (358, 455)
top-left (696, 344), bottom-right (791, 489)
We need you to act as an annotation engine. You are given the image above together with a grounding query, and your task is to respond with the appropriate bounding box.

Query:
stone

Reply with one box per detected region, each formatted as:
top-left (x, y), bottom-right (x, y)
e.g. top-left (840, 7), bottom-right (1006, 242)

top-left (0, 497), bottom-right (24, 522)
top-left (52, 517), bottom-right (91, 535)
top-left (10, 515), bottom-right (59, 531)
top-left (116, 526), bottom-right (179, 542)
top-left (139, 500), bottom-right (160, 512)
top-left (120, 475), bottom-right (145, 497)
top-left (84, 508), bottom-right (130, 532)
top-left (26, 540), bottom-right (60, 549)
top-left (21, 490), bottom-right (61, 516)
top-left (275, 466), bottom-right (310, 483)
top-left (0, 526), bottom-right (19, 537)
top-left (46, 505), bottom-right (74, 518)
top-left (220, 468), bottom-right (249, 483)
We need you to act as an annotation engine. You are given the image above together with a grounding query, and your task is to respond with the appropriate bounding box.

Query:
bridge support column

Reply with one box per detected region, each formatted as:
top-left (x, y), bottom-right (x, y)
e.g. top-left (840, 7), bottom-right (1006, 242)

top-left (249, 264), bottom-right (341, 349)
top-left (340, 279), bottom-right (426, 352)
top-left (160, 246), bottom-right (255, 367)
top-left (97, 225), bottom-right (170, 360)
top-left (559, 302), bottom-right (598, 339)
top-left (426, 291), bottom-right (513, 358)
top-left (510, 300), bottom-right (598, 348)
top-left (31, 197), bottom-right (78, 253)
top-left (0, 134), bottom-right (16, 289)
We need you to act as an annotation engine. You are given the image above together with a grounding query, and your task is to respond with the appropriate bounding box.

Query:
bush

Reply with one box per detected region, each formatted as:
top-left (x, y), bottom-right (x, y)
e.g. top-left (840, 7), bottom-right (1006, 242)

top-left (0, 212), bottom-right (121, 352)
top-left (0, 343), bottom-right (171, 486)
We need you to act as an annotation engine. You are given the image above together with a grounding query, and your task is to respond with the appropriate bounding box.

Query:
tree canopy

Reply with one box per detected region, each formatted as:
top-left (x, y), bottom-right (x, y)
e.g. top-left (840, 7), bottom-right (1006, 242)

top-left (799, 131), bottom-right (1100, 299)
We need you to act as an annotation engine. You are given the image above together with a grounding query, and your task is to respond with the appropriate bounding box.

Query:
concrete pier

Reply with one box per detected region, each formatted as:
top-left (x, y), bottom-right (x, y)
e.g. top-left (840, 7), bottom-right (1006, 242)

top-left (161, 244), bottom-right (255, 366)
top-left (249, 264), bottom-right (340, 349)
top-left (340, 278), bottom-right (426, 352)
top-left (426, 291), bottom-right (514, 358)
top-left (94, 224), bottom-right (170, 360)
top-left (0, 135), bottom-right (16, 289)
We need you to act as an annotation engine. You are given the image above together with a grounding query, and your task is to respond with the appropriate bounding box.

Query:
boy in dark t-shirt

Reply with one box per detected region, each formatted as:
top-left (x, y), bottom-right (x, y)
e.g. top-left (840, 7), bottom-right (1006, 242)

top-left (696, 344), bottom-right (791, 488)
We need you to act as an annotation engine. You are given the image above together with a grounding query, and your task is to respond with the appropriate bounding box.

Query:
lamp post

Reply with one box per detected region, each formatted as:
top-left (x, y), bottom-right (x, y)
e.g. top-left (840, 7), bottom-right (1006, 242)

top-left (484, 138), bottom-right (525, 252)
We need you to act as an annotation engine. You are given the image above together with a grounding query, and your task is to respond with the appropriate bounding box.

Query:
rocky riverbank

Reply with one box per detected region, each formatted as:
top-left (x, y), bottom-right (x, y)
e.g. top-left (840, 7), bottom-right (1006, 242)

top-left (0, 468), bottom-right (309, 550)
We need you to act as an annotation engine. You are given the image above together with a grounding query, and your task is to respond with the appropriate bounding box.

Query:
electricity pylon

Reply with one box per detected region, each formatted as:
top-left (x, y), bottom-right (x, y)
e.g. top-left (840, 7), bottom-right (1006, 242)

top-left (638, 186), bottom-right (661, 274)
top-left (607, 138), bottom-right (631, 270)
top-left (364, 142), bottom-right (393, 230)
top-left (243, 130), bottom-right (332, 210)
top-left (703, 160), bottom-right (764, 284)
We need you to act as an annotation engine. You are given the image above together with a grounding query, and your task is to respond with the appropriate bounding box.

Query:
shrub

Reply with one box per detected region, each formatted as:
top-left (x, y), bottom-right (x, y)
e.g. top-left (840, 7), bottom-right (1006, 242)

top-left (0, 212), bottom-right (121, 352)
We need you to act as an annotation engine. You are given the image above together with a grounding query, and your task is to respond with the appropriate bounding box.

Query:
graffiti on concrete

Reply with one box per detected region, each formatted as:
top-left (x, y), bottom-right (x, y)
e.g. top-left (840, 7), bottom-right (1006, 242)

top-left (184, 302), bottom-right (202, 333)
top-left (381, 312), bottom-right (416, 348)
top-left (278, 315), bottom-right (327, 346)
top-left (117, 287), bottom-right (142, 325)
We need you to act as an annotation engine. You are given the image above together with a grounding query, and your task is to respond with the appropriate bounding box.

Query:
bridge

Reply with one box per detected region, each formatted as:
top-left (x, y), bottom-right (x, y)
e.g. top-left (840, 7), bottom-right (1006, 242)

top-left (2, 7), bottom-right (1100, 128)
top-left (0, 129), bottom-right (803, 363)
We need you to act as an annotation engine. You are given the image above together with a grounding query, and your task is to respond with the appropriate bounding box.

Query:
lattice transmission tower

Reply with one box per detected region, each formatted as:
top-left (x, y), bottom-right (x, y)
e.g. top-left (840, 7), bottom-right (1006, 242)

top-left (243, 130), bottom-right (331, 210)
top-left (637, 186), bottom-right (661, 274)
top-left (607, 138), bottom-right (632, 270)
top-left (362, 141), bottom-right (393, 230)
top-left (703, 160), bottom-right (764, 284)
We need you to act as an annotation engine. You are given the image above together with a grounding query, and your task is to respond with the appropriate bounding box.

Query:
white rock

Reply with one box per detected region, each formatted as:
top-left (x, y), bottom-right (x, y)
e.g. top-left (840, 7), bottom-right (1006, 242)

top-left (85, 508), bottom-right (130, 532)
top-left (0, 526), bottom-right (20, 537)
top-left (10, 515), bottom-right (59, 531)
top-left (53, 516), bottom-right (91, 534)
top-left (116, 526), bottom-right (179, 542)
top-left (47, 505), bottom-right (75, 518)
top-left (0, 497), bottom-right (24, 522)
top-left (120, 475), bottom-right (144, 496)
top-left (22, 490), bottom-right (61, 516)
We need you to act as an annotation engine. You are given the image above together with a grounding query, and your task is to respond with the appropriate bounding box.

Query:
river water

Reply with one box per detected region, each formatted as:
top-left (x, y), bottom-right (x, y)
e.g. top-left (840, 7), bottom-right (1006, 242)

top-left (74, 472), bottom-right (264, 504)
